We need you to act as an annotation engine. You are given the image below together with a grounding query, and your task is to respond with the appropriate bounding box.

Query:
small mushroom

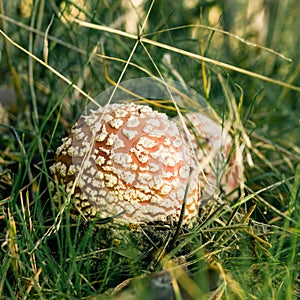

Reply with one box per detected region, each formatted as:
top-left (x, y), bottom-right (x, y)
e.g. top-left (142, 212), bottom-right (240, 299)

top-left (50, 103), bottom-right (201, 225)
top-left (176, 112), bottom-right (240, 201)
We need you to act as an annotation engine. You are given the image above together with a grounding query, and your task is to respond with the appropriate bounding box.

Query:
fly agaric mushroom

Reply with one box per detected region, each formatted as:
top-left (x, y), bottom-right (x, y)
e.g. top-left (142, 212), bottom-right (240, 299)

top-left (176, 112), bottom-right (240, 201)
top-left (50, 103), bottom-right (201, 225)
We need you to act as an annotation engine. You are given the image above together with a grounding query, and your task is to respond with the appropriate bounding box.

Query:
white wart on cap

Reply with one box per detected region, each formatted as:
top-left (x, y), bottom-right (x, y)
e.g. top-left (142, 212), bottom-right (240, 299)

top-left (50, 103), bottom-right (201, 225)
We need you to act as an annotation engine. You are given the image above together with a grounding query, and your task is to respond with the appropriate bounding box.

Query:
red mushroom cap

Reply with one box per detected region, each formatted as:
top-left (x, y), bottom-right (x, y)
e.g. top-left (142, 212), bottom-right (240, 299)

top-left (50, 103), bottom-right (201, 225)
top-left (176, 112), bottom-right (240, 200)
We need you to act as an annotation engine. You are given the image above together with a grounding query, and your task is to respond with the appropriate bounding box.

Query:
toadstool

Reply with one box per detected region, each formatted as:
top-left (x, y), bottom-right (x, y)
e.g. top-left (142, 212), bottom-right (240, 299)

top-left (50, 102), bottom-right (201, 225)
top-left (176, 112), bottom-right (240, 201)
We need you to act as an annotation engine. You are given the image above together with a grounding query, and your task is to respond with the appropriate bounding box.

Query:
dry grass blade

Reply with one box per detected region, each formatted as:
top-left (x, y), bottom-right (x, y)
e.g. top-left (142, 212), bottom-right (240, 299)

top-left (75, 18), bottom-right (300, 92)
top-left (145, 24), bottom-right (292, 62)
top-left (0, 29), bottom-right (97, 106)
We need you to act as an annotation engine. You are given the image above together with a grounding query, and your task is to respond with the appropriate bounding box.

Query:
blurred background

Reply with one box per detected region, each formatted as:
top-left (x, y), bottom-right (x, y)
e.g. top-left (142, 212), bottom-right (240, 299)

top-left (1, 0), bottom-right (299, 142)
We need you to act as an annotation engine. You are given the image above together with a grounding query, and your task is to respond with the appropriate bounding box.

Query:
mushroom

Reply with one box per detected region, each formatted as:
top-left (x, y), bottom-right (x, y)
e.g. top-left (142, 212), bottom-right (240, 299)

top-left (176, 112), bottom-right (240, 201)
top-left (50, 102), bottom-right (201, 225)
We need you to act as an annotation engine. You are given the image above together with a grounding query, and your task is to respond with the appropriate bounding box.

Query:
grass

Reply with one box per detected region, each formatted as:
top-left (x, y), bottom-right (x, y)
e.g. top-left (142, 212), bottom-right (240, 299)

top-left (0, 0), bottom-right (299, 299)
